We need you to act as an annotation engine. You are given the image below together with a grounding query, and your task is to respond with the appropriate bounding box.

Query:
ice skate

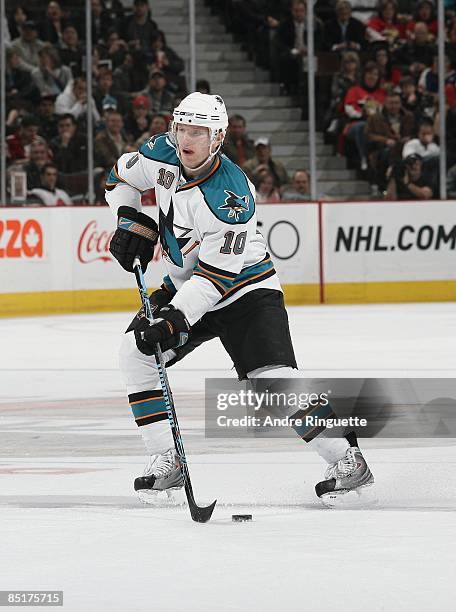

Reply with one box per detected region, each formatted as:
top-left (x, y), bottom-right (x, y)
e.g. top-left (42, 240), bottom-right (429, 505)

top-left (315, 437), bottom-right (375, 508)
top-left (134, 449), bottom-right (184, 505)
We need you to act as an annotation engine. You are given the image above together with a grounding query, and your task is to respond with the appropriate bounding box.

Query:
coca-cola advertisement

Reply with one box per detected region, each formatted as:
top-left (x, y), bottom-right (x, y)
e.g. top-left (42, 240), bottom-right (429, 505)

top-left (72, 208), bottom-right (164, 290)
top-left (77, 220), bottom-right (114, 264)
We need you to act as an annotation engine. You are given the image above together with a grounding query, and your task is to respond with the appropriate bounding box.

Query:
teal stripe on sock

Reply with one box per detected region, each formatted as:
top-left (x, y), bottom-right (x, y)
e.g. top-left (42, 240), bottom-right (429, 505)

top-left (292, 404), bottom-right (336, 438)
top-left (131, 398), bottom-right (167, 419)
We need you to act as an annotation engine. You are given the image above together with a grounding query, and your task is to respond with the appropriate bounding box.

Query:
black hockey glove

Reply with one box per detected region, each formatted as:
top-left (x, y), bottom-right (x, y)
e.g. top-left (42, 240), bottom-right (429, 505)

top-left (134, 305), bottom-right (190, 355)
top-left (125, 285), bottom-right (173, 333)
top-left (149, 286), bottom-right (173, 314)
top-left (109, 206), bottom-right (159, 272)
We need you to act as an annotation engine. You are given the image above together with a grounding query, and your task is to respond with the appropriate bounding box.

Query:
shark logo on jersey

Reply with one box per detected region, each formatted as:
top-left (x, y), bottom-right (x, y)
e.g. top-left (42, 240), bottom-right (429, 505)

top-left (159, 199), bottom-right (184, 267)
top-left (218, 190), bottom-right (250, 221)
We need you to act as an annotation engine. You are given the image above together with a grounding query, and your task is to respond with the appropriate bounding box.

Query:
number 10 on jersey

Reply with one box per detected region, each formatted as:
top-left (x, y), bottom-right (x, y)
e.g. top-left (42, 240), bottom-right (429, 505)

top-left (220, 231), bottom-right (247, 255)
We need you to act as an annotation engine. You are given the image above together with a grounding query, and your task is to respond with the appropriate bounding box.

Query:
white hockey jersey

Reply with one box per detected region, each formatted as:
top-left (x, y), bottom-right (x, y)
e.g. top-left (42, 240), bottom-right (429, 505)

top-left (105, 133), bottom-right (281, 325)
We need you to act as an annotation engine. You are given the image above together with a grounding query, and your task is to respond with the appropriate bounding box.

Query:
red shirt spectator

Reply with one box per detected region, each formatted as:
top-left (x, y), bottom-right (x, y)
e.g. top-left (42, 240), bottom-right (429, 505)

top-left (406, 0), bottom-right (437, 39)
top-left (367, 1), bottom-right (406, 44)
top-left (344, 84), bottom-right (386, 122)
top-left (6, 116), bottom-right (39, 163)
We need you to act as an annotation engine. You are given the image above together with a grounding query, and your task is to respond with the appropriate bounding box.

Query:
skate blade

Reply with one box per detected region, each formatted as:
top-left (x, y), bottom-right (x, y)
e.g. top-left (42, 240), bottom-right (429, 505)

top-left (320, 484), bottom-right (377, 509)
top-left (138, 487), bottom-right (186, 507)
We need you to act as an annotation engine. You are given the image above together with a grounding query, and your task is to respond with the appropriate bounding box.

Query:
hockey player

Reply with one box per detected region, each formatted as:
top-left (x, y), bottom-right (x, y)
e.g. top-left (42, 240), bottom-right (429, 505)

top-left (105, 92), bottom-right (374, 506)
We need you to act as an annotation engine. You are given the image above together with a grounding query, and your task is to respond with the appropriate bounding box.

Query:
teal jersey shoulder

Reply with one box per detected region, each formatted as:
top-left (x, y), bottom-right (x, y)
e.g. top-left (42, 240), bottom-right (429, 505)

top-left (199, 154), bottom-right (255, 225)
top-left (139, 133), bottom-right (179, 167)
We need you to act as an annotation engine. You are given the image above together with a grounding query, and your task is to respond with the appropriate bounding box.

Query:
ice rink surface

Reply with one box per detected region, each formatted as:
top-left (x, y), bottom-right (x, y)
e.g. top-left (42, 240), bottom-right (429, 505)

top-left (1, 302), bottom-right (456, 611)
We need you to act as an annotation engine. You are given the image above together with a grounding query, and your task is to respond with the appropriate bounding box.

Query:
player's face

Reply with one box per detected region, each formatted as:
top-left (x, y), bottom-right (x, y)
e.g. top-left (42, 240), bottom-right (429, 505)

top-left (176, 124), bottom-right (211, 170)
top-left (43, 167), bottom-right (58, 189)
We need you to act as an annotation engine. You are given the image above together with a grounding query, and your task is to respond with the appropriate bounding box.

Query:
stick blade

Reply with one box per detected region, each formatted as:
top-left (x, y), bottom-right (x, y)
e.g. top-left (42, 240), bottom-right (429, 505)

top-left (189, 498), bottom-right (217, 523)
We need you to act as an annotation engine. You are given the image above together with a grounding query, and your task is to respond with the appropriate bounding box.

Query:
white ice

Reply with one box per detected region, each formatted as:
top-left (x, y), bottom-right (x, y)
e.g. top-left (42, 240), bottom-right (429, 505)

top-left (1, 303), bottom-right (456, 612)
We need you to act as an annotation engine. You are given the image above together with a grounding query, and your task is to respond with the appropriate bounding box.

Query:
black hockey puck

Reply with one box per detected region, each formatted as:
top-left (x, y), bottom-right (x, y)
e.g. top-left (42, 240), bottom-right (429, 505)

top-left (232, 514), bottom-right (252, 522)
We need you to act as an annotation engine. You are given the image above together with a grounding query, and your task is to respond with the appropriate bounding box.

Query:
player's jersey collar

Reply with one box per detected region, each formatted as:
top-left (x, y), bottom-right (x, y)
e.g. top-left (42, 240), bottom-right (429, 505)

top-left (176, 155), bottom-right (221, 192)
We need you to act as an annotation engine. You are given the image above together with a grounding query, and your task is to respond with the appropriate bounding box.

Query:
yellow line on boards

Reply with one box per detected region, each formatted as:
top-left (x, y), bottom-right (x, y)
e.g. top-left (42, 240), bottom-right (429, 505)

top-left (324, 280), bottom-right (456, 304)
top-left (1, 281), bottom-right (455, 317)
top-left (0, 289), bottom-right (142, 318)
top-left (0, 285), bottom-right (320, 317)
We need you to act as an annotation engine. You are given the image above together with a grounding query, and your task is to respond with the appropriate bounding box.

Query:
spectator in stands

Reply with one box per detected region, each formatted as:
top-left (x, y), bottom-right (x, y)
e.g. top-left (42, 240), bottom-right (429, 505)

top-left (6, 115), bottom-right (40, 164)
top-left (196, 79), bottom-right (211, 94)
top-left (10, 20), bottom-right (45, 72)
top-left (254, 171), bottom-right (281, 203)
top-left (365, 90), bottom-right (415, 189)
top-left (149, 30), bottom-right (185, 94)
top-left (281, 169), bottom-right (311, 201)
top-left (51, 113), bottom-right (87, 173)
top-left (7, 6), bottom-right (29, 41)
top-left (405, 0), bottom-right (437, 40)
top-left (134, 113), bottom-right (168, 148)
top-left (94, 110), bottom-right (127, 170)
top-left (122, 0), bottom-right (157, 53)
top-left (366, 0), bottom-right (406, 46)
top-left (36, 94), bottom-right (59, 141)
top-left (276, 0), bottom-right (323, 95)
top-left (39, 2), bottom-right (66, 45)
top-left (418, 54), bottom-right (451, 110)
top-left (402, 118), bottom-right (439, 160)
top-left (105, 30), bottom-right (129, 69)
top-left (322, 0), bottom-right (367, 53)
top-left (223, 115), bottom-right (255, 166)
top-left (9, 2), bottom-right (44, 27)
top-left (386, 153), bottom-right (435, 200)
top-left (91, 0), bottom-right (115, 45)
top-left (5, 48), bottom-right (39, 109)
top-left (24, 140), bottom-right (52, 189)
top-left (112, 46), bottom-right (148, 93)
top-left (370, 43), bottom-right (401, 87)
top-left (242, 137), bottom-right (289, 188)
top-left (399, 75), bottom-right (425, 121)
top-left (141, 69), bottom-right (175, 114)
top-left (55, 77), bottom-right (101, 122)
top-left (93, 69), bottom-right (128, 116)
top-left (29, 163), bottom-right (72, 206)
top-left (58, 24), bottom-right (84, 75)
top-left (31, 45), bottom-right (72, 98)
top-left (324, 51), bottom-right (360, 135)
top-left (124, 94), bottom-right (152, 143)
top-left (343, 62), bottom-right (386, 170)
top-left (394, 22), bottom-right (435, 77)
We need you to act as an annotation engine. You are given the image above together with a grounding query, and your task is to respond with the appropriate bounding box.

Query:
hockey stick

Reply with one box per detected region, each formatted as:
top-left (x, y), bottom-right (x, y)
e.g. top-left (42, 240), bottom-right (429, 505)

top-left (132, 257), bottom-right (217, 523)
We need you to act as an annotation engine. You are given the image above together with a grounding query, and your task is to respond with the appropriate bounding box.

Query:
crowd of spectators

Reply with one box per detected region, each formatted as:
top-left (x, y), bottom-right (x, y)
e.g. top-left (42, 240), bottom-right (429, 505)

top-left (4, 0), bottom-right (186, 205)
top-left (4, 0), bottom-right (456, 204)
top-left (215, 0), bottom-right (456, 200)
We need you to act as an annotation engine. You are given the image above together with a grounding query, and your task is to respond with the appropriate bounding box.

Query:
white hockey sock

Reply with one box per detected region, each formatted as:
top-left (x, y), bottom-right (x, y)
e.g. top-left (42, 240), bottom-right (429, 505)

top-left (139, 421), bottom-right (174, 456)
top-left (119, 332), bottom-right (177, 456)
top-left (308, 436), bottom-right (350, 464)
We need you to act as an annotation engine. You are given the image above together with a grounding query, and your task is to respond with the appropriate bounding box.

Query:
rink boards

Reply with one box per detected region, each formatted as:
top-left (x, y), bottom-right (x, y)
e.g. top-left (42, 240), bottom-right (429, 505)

top-left (0, 201), bottom-right (456, 316)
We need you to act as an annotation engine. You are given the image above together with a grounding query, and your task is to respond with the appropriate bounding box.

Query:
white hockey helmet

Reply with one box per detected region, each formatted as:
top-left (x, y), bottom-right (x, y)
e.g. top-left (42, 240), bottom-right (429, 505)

top-left (170, 92), bottom-right (229, 168)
